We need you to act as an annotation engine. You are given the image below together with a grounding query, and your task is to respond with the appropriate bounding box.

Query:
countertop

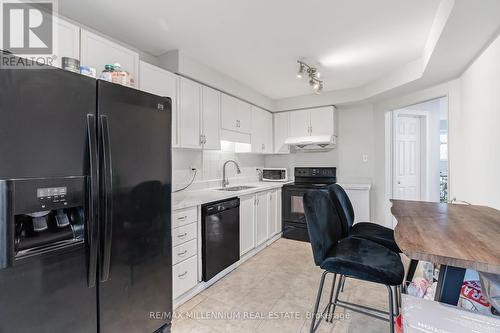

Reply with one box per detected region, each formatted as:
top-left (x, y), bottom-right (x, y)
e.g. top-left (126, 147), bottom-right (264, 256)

top-left (172, 181), bottom-right (371, 210)
top-left (392, 199), bottom-right (500, 274)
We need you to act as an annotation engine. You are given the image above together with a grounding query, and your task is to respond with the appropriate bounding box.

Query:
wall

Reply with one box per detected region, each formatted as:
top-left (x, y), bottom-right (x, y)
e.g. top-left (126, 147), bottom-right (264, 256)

top-left (159, 50), bottom-right (274, 110)
top-left (452, 32), bottom-right (500, 209)
top-left (173, 149), bottom-right (265, 191)
top-left (265, 104), bottom-right (375, 212)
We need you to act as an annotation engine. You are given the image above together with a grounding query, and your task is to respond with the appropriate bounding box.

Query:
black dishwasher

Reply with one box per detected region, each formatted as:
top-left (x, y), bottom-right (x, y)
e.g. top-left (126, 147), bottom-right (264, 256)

top-left (202, 198), bottom-right (240, 281)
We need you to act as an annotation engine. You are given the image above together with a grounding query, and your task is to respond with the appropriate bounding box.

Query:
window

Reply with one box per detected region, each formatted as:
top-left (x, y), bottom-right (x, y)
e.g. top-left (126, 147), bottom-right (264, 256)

top-left (440, 133), bottom-right (448, 161)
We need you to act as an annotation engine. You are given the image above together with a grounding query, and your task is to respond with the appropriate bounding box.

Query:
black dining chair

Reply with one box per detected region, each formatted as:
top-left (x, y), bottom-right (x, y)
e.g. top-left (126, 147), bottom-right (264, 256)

top-left (303, 189), bottom-right (404, 333)
top-left (327, 184), bottom-right (419, 286)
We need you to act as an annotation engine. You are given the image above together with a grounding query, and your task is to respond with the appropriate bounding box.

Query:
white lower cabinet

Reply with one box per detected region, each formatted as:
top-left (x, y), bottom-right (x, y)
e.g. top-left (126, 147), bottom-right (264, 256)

top-left (343, 186), bottom-right (371, 223)
top-left (172, 222), bottom-right (197, 247)
top-left (268, 189), bottom-right (280, 237)
top-left (239, 189), bottom-right (281, 256)
top-left (255, 191), bottom-right (269, 246)
top-left (172, 239), bottom-right (197, 265)
top-left (173, 256), bottom-right (198, 299)
top-left (172, 207), bottom-right (199, 301)
top-left (239, 194), bottom-right (256, 256)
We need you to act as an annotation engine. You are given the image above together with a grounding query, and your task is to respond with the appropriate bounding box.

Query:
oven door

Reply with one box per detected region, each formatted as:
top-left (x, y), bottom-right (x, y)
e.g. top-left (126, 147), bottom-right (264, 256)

top-left (282, 186), bottom-right (308, 224)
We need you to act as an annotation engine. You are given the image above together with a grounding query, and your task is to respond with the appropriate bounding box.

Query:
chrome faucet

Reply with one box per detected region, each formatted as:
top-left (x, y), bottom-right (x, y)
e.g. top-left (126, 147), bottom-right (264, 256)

top-left (222, 160), bottom-right (241, 187)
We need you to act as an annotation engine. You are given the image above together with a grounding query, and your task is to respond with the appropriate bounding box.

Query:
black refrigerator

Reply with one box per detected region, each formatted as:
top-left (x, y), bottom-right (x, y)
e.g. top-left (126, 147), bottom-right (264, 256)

top-left (0, 58), bottom-right (172, 332)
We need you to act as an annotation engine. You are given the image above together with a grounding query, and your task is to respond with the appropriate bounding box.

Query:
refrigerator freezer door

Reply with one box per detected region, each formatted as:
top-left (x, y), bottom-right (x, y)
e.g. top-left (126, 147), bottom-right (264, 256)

top-left (97, 81), bottom-right (172, 332)
top-left (0, 65), bottom-right (98, 332)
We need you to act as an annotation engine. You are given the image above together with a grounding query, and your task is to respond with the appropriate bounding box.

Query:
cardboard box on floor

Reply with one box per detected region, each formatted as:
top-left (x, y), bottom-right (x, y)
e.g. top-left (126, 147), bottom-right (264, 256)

top-left (402, 295), bottom-right (500, 332)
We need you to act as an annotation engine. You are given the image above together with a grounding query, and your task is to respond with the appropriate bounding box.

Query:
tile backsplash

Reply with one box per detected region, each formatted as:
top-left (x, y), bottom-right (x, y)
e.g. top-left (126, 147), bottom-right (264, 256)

top-left (172, 149), bottom-right (265, 191)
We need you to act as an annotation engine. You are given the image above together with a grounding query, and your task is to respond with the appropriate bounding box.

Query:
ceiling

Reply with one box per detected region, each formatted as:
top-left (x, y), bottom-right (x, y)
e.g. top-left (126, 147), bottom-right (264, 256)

top-left (59, 0), bottom-right (441, 99)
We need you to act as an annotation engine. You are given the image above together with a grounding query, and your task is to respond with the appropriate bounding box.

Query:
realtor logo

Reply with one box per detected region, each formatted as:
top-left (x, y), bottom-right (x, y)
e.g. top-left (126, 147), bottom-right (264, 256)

top-left (2, 1), bottom-right (53, 54)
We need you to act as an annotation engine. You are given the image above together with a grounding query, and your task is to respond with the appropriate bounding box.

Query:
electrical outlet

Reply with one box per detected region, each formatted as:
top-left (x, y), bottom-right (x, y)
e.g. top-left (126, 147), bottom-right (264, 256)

top-left (362, 154), bottom-right (368, 163)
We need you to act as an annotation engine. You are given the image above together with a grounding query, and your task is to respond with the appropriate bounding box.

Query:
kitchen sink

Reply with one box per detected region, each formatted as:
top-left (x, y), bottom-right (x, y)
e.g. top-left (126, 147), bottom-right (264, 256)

top-left (216, 186), bottom-right (256, 191)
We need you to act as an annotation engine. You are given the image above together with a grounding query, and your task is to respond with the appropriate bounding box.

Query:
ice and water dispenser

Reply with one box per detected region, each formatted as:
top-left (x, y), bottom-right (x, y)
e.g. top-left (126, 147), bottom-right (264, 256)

top-left (0, 176), bottom-right (86, 268)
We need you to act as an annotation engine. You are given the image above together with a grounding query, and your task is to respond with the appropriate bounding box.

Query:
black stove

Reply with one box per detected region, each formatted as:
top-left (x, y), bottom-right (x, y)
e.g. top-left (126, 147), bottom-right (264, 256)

top-left (282, 167), bottom-right (336, 242)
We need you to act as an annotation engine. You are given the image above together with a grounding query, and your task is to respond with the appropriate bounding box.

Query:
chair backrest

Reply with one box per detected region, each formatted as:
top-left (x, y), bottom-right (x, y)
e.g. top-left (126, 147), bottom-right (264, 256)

top-left (327, 184), bottom-right (355, 237)
top-left (303, 189), bottom-right (344, 266)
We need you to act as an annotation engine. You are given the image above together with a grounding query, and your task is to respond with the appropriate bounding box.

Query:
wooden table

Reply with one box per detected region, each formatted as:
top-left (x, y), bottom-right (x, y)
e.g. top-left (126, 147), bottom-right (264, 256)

top-left (391, 199), bottom-right (500, 305)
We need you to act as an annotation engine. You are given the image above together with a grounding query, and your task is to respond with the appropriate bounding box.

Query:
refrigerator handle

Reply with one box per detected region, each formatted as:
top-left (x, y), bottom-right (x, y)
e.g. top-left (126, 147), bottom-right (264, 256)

top-left (86, 114), bottom-right (99, 288)
top-left (99, 115), bottom-right (113, 282)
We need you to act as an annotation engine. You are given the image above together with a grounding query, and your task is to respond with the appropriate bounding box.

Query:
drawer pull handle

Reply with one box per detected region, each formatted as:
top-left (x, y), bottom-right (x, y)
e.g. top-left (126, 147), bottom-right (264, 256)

top-left (177, 216), bottom-right (187, 220)
top-left (178, 271), bottom-right (188, 279)
top-left (177, 250), bottom-right (188, 256)
top-left (177, 233), bottom-right (188, 238)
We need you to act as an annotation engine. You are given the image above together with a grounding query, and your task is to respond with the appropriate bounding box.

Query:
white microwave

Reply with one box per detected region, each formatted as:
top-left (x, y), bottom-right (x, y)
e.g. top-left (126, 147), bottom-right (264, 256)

top-left (262, 168), bottom-right (288, 182)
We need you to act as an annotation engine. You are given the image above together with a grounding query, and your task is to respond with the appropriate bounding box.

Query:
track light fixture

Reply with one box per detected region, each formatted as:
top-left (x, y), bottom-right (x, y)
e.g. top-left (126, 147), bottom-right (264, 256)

top-left (297, 60), bottom-right (324, 94)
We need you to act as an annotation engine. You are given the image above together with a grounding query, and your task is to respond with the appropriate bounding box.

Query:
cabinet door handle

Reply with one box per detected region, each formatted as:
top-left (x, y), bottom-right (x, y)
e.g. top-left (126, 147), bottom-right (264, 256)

top-left (177, 233), bottom-right (188, 238)
top-left (177, 250), bottom-right (188, 256)
top-left (177, 216), bottom-right (187, 221)
top-left (178, 271), bottom-right (188, 279)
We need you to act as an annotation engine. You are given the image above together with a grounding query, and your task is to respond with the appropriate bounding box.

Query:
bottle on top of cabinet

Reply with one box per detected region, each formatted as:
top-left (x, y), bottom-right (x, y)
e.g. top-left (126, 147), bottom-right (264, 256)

top-left (99, 64), bottom-right (114, 82)
top-left (111, 63), bottom-right (128, 86)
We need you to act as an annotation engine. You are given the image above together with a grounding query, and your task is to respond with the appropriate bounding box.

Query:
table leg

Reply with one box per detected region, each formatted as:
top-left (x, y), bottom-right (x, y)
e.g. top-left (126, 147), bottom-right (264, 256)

top-left (434, 265), bottom-right (466, 305)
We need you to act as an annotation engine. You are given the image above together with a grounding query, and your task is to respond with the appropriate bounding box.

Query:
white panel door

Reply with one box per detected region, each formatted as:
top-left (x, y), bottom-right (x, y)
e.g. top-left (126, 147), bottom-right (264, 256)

top-left (221, 94), bottom-right (239, 132)
top-left (274, 112), bottom-right (290, 154)
top-left (262, 110), bottom-right (273, 154)
top-left (201, 86), bottom-right (221, 150)
top-left (267, 190), bottom-right (279, 237)
top-left (240, 195), bottom-right (255, 256)
top-left (220, 94), bottom-right (251, 134)
top-left (139, 61), bottom-right (179, 147)
top-left (237, 101), bottom-right (252, 134)
top-left (80, 29), bottom-right (139, 85)
top-left (251, 106), bottom-right (272, 153)
top-left (255, 192), bottom-right (269, 246)
top-left (289, 110), bottom-right (310, 137)
top-left (393, 113), bottom-right (421, 200)
top-left (310, 106), bottom-right (334, 136)
top-left (179, 78), bottom-right (202, 148)
top-left (53, 17), bottom-right (80, 68)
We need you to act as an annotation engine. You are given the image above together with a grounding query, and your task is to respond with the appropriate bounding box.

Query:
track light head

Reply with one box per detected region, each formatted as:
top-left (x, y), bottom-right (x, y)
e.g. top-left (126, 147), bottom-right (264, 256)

top-left (297, 59), bottom-right (324, 94)
top-left (297, 62), bottom-right (306, 79)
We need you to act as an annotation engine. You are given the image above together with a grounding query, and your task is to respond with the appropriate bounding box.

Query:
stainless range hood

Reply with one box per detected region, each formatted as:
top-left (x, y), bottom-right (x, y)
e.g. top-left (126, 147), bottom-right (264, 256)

top-left (284, 135), bottom-right (337, 151)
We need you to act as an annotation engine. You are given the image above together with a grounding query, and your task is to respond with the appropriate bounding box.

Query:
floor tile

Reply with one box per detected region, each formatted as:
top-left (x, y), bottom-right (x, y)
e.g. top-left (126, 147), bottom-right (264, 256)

top-left (171, 238), bottom-right (395, 333)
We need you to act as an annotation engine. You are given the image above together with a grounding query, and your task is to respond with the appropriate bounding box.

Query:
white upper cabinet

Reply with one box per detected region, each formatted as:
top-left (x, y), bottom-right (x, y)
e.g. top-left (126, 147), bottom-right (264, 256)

top-left (289, 110), bottom-right (310, 137)
top-left (221, 94), bottom-right (251, 134)
top-left (273, 112), bottom-right (290, 154)
top-left (309, 106), bottom-right (335, 136)
top-left (80, 29), bottom-right (139, 85)
top-left (251, 106), bottom-right (273, 154)
top-left (179, 78), bottom-right (202, 149)
top-left (139, 61), bottom-right (179, 147)
top-left (201, 86), bottom-right (221, 150)
top-left (53, 17), bottom-right (80, 68)
top-left (289, 106), bottom-right (335, 137)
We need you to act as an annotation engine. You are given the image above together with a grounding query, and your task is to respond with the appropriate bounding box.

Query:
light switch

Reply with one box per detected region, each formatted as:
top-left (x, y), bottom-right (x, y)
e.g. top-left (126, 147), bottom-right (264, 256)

top-left (362, 154), bottom-right (368, 162)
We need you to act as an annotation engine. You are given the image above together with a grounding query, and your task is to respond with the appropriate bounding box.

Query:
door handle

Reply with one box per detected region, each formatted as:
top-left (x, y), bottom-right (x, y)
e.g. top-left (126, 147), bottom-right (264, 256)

top-left (99, 115), bottom-right (113, 283)
top-left (86, 114), bottom-right (99, 288)
top-left (177, 233), bottom-right (188, 238)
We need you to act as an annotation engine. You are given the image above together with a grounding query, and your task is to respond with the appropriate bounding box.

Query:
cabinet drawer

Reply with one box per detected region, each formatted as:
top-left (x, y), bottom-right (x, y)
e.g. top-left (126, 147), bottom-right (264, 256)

top-left (172, 239), bottom-right (197, 265)
top-left (173, 255), bottom-right (198, 298)
top-left (172, 222), bottom-right (197, 246)
top-left (172, 207), bottom-right (197, 228)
